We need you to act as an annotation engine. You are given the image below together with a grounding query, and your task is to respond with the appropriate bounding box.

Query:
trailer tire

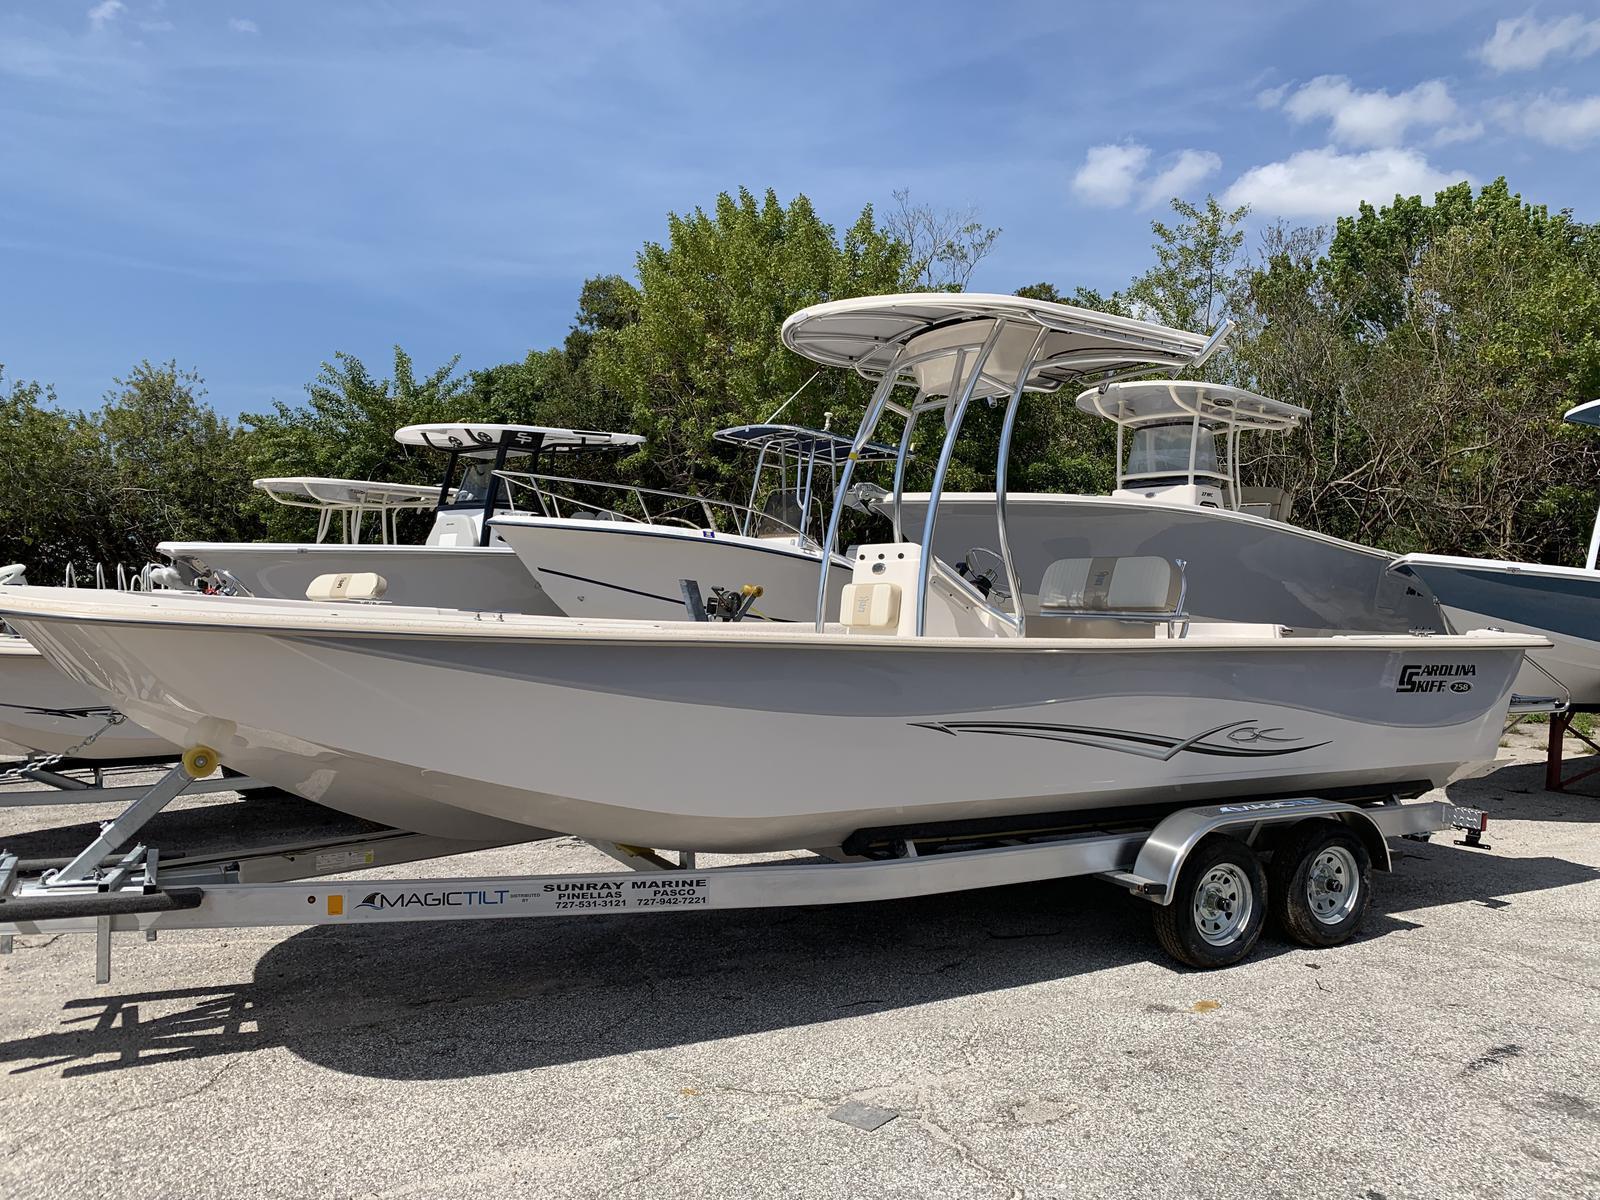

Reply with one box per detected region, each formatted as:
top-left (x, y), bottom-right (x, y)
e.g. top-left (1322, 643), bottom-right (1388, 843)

top-left (1268, 820), bottom-right (1371, 948)
top-left (1152, 835), bottom-right (1267, 969)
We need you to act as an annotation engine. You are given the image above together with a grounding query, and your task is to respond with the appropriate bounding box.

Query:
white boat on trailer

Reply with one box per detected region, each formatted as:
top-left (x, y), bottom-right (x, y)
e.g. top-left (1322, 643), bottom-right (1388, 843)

top-left (160, 424), bottom-right (644, 613)
top-left (490, 423), bottom-right (900, 622)
top-left (0, 293), bottom-right (1545, 968)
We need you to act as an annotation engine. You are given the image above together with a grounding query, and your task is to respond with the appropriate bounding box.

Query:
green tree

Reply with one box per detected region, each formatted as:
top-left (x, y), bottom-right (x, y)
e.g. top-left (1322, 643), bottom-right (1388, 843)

top-left (91, 361), bottom-right (261, 569)
top-left (1128, 196), bottom-right (1249, 335)
top-left (588, 187), bottom-right (910, 497)
top-left (1237, 178), bottom-right (1600, 561)
top-left (0, 368), bottom-right (101, 581)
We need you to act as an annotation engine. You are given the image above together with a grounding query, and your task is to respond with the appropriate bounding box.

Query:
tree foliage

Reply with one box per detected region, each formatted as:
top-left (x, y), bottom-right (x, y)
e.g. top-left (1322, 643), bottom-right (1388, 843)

top-left (0, 362), bottom-right (258, 579)
top-left (1237, 179), bottom-right (1600, 561)
top-left (885, 188), bottom-right (1002, 291)
top-left (587, 187), bottom-right (910, 496)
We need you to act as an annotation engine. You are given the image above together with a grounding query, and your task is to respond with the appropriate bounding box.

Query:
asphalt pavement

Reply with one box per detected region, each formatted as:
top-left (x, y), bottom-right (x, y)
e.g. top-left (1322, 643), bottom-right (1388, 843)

top-left (2, 725), bottom-right (1598, 1199)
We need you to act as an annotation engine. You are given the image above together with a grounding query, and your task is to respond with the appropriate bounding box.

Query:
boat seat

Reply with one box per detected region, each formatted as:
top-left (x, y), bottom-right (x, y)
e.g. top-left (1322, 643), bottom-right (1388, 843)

top-left (1037, 555), bottom-right (1183, 616)
top-left (1180, 622), bottom-right (1286, 640)
top-left (1034, 555), bottom-right (1188, 638)
top-left (306, 572), bottom-right (389, 602)
top-left (1238, 486), bottom-right (1293, 522)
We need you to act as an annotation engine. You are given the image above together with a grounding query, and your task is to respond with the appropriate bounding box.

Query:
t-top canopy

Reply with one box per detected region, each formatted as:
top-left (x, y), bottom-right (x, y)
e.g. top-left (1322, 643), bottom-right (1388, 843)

top-left (1075, 381), bottom-right (1308, 431)
top-left (1564, 399), bottom-right (1600, 428)
top-left (780, 293), bottom-right (1211, 400)
top-left (254, 477), bottom-right (446, 510)
top-left (712, 423), bottom-right (900, 464)
top-left (394, 424), bottom-right (646, 458)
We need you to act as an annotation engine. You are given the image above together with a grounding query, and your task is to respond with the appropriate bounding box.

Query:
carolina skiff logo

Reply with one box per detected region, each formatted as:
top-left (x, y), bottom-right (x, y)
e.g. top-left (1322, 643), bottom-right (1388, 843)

top-left (355, 889), bottom-right (509, 911)
top-left (908, 718), bottom-right (1328, 761)
top-left (1397, 664), bottom-right (1475, 694)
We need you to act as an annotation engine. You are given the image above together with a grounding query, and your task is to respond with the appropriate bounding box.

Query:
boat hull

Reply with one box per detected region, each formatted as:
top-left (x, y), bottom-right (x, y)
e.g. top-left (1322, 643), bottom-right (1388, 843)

top-left (1391, 556), bottom-right (1600, 704)
top-left (4, 595), bottom-right (1528, 851)
top-left (159, 542), bottom-right (561, 615)
top-left (491, 517), bottom-right (850, 621)
top-left (902, 494), bottom-right (1440, 634)
top-left (0, 637), bottom-right (175, 760)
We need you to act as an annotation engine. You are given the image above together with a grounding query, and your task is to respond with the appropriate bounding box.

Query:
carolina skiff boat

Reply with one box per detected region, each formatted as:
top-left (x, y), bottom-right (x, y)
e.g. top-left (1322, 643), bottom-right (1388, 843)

top-left (160, 424), bottom-right (644, 612)
top-left (898, 380), bottom-right (1441, 634)
top-left (1390, 398), bottom-right (1600, 704)
top-left (489, 423), bottom-right (899, 621)
top-left (0, 295), bottom-right (1543, 851)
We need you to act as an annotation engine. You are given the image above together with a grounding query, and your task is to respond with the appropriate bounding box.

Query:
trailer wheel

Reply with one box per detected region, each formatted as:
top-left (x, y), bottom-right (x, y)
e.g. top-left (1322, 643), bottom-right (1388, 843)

top-left (1152, 835), bottom-right (1267, 969)
top-left (1268, 820), bottom-right (1371, 948)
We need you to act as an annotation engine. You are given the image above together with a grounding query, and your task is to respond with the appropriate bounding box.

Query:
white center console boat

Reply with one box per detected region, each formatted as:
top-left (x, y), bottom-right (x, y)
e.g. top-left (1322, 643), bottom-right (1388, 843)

top-left (160, 424), bottom-right (644, 613)
top-left (489, 423), bottom-right (899, 621)
top-left (0, 294), bottom-right (1543, 971)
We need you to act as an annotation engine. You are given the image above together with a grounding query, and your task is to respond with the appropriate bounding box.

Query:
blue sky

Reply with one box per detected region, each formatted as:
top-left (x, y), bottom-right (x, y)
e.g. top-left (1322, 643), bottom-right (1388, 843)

top-left (2, 1), bottom-right (1598, 417)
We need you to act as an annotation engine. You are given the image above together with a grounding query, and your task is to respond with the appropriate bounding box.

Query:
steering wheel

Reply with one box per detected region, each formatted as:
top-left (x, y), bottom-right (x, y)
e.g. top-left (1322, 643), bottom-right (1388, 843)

top-left (955, 546), bottom-right (1011, 601)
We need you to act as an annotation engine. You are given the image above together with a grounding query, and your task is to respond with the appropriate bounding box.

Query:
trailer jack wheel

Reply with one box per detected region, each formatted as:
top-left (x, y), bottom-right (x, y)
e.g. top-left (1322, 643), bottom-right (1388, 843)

top-left (1268, 820), bottom-right (1371, 948)
top-left (1152, 835), bottom-right (1266, 969)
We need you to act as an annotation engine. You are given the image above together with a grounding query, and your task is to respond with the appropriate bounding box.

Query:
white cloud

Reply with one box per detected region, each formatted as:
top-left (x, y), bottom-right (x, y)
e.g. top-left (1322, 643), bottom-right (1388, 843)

top-left (1477, 12), bottom-right (1600, 73)
top-left (1071, 143), bottom-right (1221, 210)
top-left (1281, 75), bottom-right (1457, 148)
top-left (1222, 147), bottom-right (1471, 218)
top-left (1432, 121), bottom-right (1484, 146)
top-left (1254, 84), bottom-right (1289, 110)
top-left (86, 0), bottom-right (124, 31)
top-left (1070, 142), bottom-right (1150, 207)
top-left (1496, 92), bottom-right (1600, 147)
top-left (1141, 149), bottom-right (1221, 209)
top-left (228, 17), bottom-right (259, 35)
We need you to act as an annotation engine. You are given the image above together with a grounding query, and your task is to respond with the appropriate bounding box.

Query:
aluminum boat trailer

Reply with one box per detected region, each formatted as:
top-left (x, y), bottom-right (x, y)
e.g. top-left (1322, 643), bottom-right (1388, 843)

top-left (0, 751), bottom-right (1491, 978)
top-left (0, 749), bottom-right (280, 809)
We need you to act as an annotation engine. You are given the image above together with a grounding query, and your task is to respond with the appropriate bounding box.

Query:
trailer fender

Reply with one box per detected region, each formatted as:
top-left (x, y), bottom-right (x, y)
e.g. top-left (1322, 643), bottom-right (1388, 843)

top-left (1104, 797), bottom-right (1392, 906)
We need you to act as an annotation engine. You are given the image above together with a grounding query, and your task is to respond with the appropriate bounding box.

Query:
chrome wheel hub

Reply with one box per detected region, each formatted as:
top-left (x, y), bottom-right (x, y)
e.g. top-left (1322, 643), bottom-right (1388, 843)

top-left (1193, 864), bottom-right (1253, 946)
top-left (1306, 845), bottom-right (1360, 924)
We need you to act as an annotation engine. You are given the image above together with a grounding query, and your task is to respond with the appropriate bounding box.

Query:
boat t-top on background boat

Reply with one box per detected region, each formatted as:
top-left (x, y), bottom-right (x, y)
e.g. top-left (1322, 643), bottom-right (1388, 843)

top-left (0, 293), bottom-right (1542, 857)
top-left (899, 378), bottom-right (1442, 634)
top-left (489, 423), bottom-right (900, 621)
top-left (160, 424), bottom-right (645, 613)
top-left (1391, 397), bottom-right (1600, 704)
top-left (250, 476), bottom-right (447, 546)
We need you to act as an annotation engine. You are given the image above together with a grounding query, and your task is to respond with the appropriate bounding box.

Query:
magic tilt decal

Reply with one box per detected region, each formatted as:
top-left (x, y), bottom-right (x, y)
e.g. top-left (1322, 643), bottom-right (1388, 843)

top-left (908, 718), bottom-right (1329, 761)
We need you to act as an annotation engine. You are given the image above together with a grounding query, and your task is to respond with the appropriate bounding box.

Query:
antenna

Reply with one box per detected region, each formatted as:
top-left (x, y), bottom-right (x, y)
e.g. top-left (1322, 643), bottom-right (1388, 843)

top-left (1186, 319), bottom-right (1234, 373)
top-left (764, 371), bottom-right (820, 423)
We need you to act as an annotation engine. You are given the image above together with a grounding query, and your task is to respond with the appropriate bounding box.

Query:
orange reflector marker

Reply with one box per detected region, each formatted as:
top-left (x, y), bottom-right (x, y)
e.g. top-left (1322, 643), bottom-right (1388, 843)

top-left (328, 895), bottom-right (344, 916)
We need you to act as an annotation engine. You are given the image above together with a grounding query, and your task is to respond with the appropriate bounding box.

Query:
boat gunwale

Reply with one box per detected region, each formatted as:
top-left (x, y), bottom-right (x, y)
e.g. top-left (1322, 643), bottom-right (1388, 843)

top-left (0, 589), bottom-right (1550, 654)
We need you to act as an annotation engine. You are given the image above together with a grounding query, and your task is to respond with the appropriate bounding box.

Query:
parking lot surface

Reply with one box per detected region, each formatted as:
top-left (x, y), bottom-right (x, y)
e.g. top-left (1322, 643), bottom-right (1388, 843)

top-left (3, 727), bottom-right (1599, 1199)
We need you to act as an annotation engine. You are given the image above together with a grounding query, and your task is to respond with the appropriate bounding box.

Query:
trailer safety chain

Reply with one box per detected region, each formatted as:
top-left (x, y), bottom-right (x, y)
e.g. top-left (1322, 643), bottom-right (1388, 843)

top-left (0, 712), bottom-right (127, 784)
